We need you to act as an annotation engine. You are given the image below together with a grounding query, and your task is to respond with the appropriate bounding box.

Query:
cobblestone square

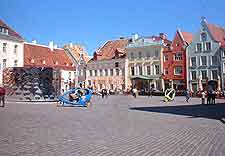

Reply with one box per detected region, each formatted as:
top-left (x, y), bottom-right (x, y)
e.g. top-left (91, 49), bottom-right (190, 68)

top-left (0, 96), bottom-right (225, 156)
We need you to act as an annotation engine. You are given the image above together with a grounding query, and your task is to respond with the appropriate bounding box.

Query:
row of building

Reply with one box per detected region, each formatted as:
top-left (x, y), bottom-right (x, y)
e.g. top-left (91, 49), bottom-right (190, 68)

top-left (1, 17), bottom-right (225, 97)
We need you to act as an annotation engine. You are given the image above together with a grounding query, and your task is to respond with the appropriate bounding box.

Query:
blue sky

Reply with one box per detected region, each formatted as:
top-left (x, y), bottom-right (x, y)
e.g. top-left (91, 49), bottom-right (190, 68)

top-left (1, 0), bottom-right (225, 55)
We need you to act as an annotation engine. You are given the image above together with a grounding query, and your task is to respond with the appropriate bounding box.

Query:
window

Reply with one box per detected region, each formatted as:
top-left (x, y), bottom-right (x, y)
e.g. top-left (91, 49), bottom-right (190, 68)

top-left (201, 70), bottom-right (207, 79)
top-left (224, 63), bottom-right (225, 73)
top-left (212, 70), bottom-right (218, 80)
top-left (88, 80), bottom-right (91, 86)
top-left (139, 66), bottom-right (142, 75)
top-left (138, 51), bottom-right (142, 59)
top-left (155, 65), bottom-right (160, 75)
top-left (196, 43), bottom-right (202, 52)
top-left (89, 70), bottom-right (93, 77)
top-left (176, 43), bottom-right (179, 47)
top-left (94, 70), bottom-right (97, 76)
top-left (14, 45), bottom-right (18, 54)
top-left (164, 54), bottom-right (168, 61)
top-left (0, 27), bottom-right (8, 34)
top-left (205, 42), bottom-right (211, 51)
top-left (174, 66), bottom-right (182, 75)
top-left (130, 52), bottom-right (134, 60)
top-left (154, 49), bottom-right (159, 57)
top-left (211, 56), bottom-right (217, 65)
top-left (3, 59), bottom-right (6, 69)
top-left (191, 71), bottom-right (197, 80)
top-left (190, 57), bottom-right (196, 67)
top-left (164, 68), bottom-right (168, 75)
top-left (110, 69), bottom-right (113, 76)
top-left (115, 62), bottom-right (119, 67)
top-left (174, 53), bottom-right (182, 60)
top-left (105, 69), bottom-right (108, 76)
top-left (146, 52), bottom-right (150, 59)
top-left (99, 69), bottom-right (103, 76)
top-left (110, 84), bottom-right (113, 90)
top-left (147, 66), bottom-right (151, 75)
top-left (116, 69), bottom-right (120, 76)
top-left (131, 66), bottom-right (135, 76)
top-left (68, 72), bottom-right (71, 79)
top-left (3, 43), bottom-right (7, 52)
top-left (201, 33), bottom-right (207, 42)
top-left (99, 84), bottom-right (103, 90)
top-left (223, 50), bottom-right (225, 57)
top-left (14, 60), bottom-right (18, 67)
top-left (200, 56), bottom-right (207, 66)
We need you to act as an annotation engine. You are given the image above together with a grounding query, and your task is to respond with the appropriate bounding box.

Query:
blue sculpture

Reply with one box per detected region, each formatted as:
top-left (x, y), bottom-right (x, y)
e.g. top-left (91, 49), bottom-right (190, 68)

top-left (58, 88), bottom-right (93, 107)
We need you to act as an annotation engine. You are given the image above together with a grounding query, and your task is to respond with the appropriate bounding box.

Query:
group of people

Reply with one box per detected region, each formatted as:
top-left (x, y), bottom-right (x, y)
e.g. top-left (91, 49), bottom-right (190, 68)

top-left (184, 89), bottom-right (217, 104)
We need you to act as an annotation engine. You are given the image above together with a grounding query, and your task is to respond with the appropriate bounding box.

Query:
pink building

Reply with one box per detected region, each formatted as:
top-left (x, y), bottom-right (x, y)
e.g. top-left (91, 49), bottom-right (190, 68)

top-left (86, 38), bottom-right (130, 92)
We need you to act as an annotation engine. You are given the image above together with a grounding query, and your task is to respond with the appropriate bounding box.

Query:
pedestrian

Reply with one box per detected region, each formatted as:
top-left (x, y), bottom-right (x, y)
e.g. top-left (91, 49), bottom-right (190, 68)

top-left (0, 87), bottom-right (6, 107)
top-left (132, 87), bottom-right (137, 98)
top-left (184, 89), bottom-right (190, 102)
top-left (207, 90), bottom-right (212, 104)
top-left (101, 89), bottom-right (105, 98)
top-left (201, 91), bottom-right (206, 104)
top-left (212, 90), bottom-right (216, 104)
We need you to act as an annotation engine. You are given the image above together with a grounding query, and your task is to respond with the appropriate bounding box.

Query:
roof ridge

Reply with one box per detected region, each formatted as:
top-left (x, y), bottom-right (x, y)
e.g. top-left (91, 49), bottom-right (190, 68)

top-left (25, 42), bottom-right (64, 50)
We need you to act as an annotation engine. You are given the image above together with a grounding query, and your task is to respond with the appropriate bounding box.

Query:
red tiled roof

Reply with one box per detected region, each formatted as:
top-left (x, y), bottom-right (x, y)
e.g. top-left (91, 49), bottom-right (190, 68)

top-left (0, 19), bottom-right (23, 40)
top-left (207, 23), bottom-right (225, 47)
top-left (95, 39), bottom-right (129, 60)
top-left (181, 32), bottom-right (193, 44)
top-left (24, 43), bottom-right (75, 71)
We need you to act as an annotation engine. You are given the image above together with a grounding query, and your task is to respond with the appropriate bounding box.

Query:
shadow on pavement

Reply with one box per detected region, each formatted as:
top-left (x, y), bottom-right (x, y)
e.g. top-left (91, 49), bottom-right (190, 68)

top-left (130, 103), bottom-right (225, 123)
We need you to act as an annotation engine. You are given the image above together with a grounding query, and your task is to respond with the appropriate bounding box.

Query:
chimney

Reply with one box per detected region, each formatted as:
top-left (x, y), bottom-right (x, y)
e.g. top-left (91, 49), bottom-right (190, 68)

top-left (159, 33), bottom-right (166, 39)
top-left (49, 41), bottom-right (54, 51)
top-left (119, 36), bottom-right (125, 39)
top-left (69, 43), bottom-right (73, 48)
top-left (54, 44), bottom-right (57, 49)
top-left (32, 40), bottom-right (37, 44)
top-left (132, 33), bottom-right (139, 42)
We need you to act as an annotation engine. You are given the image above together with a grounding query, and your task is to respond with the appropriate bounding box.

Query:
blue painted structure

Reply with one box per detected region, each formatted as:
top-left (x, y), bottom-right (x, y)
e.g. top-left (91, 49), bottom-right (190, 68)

top-left (58, 88), bottom-right (93, 107)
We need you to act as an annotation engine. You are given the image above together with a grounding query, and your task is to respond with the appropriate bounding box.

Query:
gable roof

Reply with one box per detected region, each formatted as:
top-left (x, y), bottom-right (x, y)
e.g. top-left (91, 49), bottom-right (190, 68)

top-left (63, 44), bottom-right (90, 63)
top-left (0, 19), bottom-right (23, 41)
top-left (206, 23), bottom-right (225, 47)
top-left (180, 31), bottom-right (193, 44)
top-left (94, 39), bottom-right (129, 61)
top-left (24, 43), bottom-right (75, 71)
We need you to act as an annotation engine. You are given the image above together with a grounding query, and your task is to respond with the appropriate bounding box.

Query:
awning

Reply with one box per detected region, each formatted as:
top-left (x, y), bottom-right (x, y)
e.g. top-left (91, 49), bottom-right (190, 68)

top-left (130, 75), bottom-right (152, 80)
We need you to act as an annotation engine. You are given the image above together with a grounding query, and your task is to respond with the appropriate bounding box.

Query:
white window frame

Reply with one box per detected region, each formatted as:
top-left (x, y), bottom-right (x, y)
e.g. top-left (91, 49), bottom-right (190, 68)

top-left (174, 66), bottom-right (182, 75)
top-left (201, 70), bottom-right (207, 79)
top-left (205, 42), bottom-right (211, 51)
top-left (190, 71), bottom-right (197, 80)
top-left (196, 43), bottom-right (202, 52)
top-left (200, 56), bottom-right (207, 66)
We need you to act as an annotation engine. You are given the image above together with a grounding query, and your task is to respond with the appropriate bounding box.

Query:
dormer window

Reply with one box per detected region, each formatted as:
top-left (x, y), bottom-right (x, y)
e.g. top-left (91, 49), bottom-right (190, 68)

top-left (0, 27), bottom-right (8, 35)
top-left (201, 33), bottom-right (207, 42)
top-left (31, 59), bottom-right (34, 63)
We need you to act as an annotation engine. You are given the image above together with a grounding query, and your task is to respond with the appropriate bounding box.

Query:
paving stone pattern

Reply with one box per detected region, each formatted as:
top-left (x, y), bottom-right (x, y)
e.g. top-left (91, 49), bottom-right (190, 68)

top-left (0, 96), bottom-right (225, 156)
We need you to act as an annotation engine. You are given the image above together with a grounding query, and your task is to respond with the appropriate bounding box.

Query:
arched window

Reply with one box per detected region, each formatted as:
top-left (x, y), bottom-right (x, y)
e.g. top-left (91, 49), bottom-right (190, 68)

top-left (201, 33), bottom-right (207, 42)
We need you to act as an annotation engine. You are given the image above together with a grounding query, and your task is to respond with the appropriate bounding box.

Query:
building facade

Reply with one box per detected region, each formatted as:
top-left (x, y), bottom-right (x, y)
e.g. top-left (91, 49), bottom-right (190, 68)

top-left (0, 20), bottom-right (24, 85)
top-left (64, 44), bottom-right (90, 87)
top-left (125, 34), bottom-right (171, 92)
top-left (163, 30), bottom-right (192, 92)
top-left (187, 18), bottom-right (225, 92)
top-left (86, 38), bottom-right (129, 91)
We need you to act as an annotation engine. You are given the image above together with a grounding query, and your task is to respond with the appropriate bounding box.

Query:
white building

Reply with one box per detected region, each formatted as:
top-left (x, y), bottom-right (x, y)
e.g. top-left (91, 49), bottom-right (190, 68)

top-left (0, 20), bottom-right (24, 84)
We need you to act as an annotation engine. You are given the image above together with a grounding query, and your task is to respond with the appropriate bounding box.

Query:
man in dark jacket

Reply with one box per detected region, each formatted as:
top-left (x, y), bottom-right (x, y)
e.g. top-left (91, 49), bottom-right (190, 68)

top-left (0, 87), bottom-right (6, 107)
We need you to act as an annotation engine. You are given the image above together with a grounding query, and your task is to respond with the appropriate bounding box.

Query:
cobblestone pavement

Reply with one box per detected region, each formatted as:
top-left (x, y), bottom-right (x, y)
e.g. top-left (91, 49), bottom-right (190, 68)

top-left (1, 96), bottom-right (225, 156)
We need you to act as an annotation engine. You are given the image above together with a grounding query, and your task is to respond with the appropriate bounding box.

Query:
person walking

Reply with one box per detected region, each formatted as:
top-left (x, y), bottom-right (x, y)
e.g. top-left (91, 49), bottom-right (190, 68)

top-left (0, 87), bottom-right (6, 107)
top-left (132, 87), bottom-right (137, 98)
top-left (207, 90), bottom-right (212, 104)
top-left (184, 89), bottom-right (190, 102)
top-left (201, 91), bottom-right (206, 104)
top-left (212, 90), bottom-right (216, 104)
